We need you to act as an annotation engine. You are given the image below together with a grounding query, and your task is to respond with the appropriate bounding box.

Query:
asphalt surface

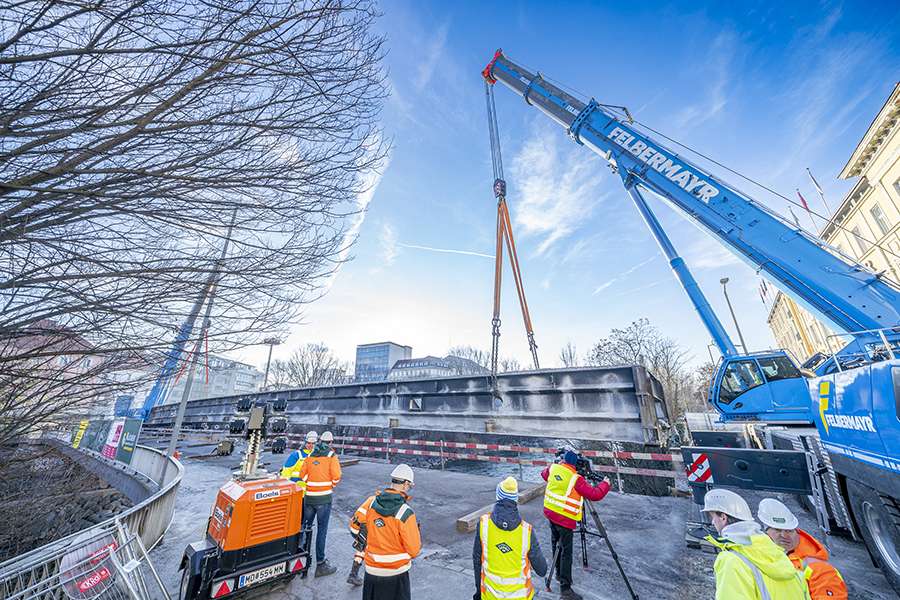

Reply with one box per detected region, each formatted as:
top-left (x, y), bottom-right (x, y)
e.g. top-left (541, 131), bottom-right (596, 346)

top-left (147, 441), bottom-right (898, 600)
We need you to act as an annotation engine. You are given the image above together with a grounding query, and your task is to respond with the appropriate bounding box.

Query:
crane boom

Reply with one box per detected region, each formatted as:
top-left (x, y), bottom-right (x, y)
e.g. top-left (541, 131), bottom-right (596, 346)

top-left (483, 51), bottom-right (900, 337)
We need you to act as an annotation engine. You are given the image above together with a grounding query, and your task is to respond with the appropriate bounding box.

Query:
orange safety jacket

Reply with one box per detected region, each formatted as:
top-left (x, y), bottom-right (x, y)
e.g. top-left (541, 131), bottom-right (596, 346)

top-left (787, 530), bottom-right (846, 600)
top-left (354, 488), bottom-right (421, 577)
top-left (543, 463), bottom-right (583, 521)
top-left (297, 444), bottom-right (341, 505)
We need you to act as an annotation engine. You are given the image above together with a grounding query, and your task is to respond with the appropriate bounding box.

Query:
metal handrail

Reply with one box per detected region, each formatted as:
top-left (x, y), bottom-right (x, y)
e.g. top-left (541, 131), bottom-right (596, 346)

top-left (0, 440), bottom-right (183, 589)
top-left (825, 326), bottom-right (900, 372)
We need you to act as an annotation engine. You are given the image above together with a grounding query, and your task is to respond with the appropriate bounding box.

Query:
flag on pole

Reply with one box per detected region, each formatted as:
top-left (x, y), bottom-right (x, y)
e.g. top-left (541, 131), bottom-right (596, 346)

top-left (797, 189), bottom-right (811, 213)
top-left (807, 168), bottom-right (825, 198)
top-left (789, 207), bottom-right (801, 227)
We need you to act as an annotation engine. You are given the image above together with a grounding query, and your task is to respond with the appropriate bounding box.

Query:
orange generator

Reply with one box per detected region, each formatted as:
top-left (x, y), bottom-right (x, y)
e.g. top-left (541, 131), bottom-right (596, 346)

top-left (179, 400), bottom-right (310, 599)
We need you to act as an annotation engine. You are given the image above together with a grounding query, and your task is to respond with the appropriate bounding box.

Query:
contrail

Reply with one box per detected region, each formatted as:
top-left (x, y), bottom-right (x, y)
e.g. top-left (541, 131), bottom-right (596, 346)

top-left (398, 243), bottom-right (493, 259)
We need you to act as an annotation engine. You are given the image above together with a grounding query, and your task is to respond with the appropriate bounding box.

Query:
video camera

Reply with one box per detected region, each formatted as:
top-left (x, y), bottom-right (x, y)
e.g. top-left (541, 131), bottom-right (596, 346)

top-left (555, 448), bottom-right (604, 483)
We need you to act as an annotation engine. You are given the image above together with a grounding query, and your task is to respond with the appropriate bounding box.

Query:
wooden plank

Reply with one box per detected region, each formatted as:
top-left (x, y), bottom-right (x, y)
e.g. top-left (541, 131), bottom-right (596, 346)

top-left (518, 482), bottom-right (546, 504)
top-left (456, 504), bottom-right (492, 533)
top-left (339, 458), bottom-right (360, 467)
top-left (456, 482), bottom-right (547, 533)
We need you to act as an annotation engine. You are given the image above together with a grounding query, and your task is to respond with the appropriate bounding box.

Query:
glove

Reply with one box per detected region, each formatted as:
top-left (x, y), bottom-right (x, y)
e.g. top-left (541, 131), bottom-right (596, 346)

top-left (352, 523), bottom-right (368, 552)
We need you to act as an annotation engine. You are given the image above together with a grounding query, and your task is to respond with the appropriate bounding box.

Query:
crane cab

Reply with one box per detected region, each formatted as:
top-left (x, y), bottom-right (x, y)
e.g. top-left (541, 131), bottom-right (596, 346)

top-left (710, 351), bottom-right (814, 423)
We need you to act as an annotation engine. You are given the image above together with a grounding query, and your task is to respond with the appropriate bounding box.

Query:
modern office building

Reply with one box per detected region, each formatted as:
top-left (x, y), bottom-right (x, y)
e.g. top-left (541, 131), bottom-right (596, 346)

top-left (354, 342), bottom-right (412, 382)
top-left (766, 81), bottom-right (900, 362)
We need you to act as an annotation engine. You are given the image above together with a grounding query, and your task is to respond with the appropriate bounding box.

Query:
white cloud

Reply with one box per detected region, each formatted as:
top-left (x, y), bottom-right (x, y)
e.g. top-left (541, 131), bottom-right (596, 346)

top-left (397, 243), bottom-right (493, 259)
top-left (412, 20), bottom-right (449, 91)
top-left (509, 121), bottom-right (608, 255)
top-left (380, 223), bottom-right (400, 266)
top-left (673, 31), bottom-right (734, 129)
top-left (681, 233), bottom-right (742, 270)
top-left (591, 252), bottom-right (660, 296)
top-left (616, 276), bottom-right (676, 297)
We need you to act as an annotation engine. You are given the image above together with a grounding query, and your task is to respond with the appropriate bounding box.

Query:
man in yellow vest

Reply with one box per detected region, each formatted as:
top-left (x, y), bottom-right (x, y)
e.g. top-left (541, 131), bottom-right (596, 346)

top-left (473, 477), bottom-right (547, 600)
top-left (542, 451), bottom-right (610, 600)
top-left (281, 431), bottom-right (317, 484)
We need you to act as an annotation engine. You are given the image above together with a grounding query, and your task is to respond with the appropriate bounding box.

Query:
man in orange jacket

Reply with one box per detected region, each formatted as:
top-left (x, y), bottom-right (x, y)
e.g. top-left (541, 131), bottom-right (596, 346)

top-left (351, 464), bottom-right (421, 600)
top-left (298, 434), bottom-right (342, 577)
top-left (758, 498), bottom-right (847, 600)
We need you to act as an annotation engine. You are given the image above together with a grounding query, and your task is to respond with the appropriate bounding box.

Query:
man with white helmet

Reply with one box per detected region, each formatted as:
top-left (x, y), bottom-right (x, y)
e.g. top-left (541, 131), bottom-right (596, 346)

top-left (298, 429), bottom-right (343, 577)
top-left (702, 489), bottom-right (809, 600)
top-left (281, 431), bottom-right (318, 485)
top-left (758, 498), bottom-right (846, 600)
top-left (350, 464), bottom-right (421, 600)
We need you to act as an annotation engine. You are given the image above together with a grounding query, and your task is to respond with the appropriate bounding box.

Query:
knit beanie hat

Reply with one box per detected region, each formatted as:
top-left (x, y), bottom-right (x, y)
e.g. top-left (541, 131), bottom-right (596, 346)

top-left (497, 477), bottom-right (518, 502)
top-left (563, 451), bottom-right (579, 466)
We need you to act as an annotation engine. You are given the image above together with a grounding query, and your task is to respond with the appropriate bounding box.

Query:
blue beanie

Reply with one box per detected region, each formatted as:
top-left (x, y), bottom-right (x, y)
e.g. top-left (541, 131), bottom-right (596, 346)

top-left (563, 451), bottom-right (579, 466)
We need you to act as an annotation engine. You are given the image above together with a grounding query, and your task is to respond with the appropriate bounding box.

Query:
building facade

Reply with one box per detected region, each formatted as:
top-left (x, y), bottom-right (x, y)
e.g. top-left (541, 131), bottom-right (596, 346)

top-left (766, 81), bottom-right (900, 361)
top-left (387, 355), bottom-right (490, 380)
top-left (158, 354), bottom-right (263, 405)
top-left (354, 342), bottom-right (412, 382)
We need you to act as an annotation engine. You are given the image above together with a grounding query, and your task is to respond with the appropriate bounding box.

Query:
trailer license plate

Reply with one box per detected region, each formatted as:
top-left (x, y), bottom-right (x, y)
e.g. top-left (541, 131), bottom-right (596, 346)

top-left (238, 561), bottom-right (286, 588)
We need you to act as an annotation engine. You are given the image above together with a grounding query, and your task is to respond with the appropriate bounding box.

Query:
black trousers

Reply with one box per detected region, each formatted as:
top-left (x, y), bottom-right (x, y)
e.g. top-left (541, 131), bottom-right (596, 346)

top-left (549, 520), bottom-right (574, 590)
top-left (362, 570), bottom-right (411, 600)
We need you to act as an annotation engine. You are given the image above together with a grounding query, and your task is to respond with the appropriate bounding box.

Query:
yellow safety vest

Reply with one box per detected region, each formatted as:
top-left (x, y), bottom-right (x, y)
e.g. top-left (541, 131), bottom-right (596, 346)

top-left (479, 514), bottom-right (533, 600)
top-left (543, 463), bottom-right (583, 521)
top-left (280, 447), bottom-right (312, 484)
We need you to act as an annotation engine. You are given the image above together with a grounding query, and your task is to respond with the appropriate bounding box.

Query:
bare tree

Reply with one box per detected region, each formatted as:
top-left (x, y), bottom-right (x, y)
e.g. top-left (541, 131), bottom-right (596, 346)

top-left (447, 345), bottom-right (491, 374)
top-left (499, 357), bottom-right (522, 372)
top-left (269, 343), bottom-right (350, 389)
top-left (586, 319), bottom-right (694, 418)
top-left (0, 1), bottom-right (389, 438)
top-left (558, 341), bottom-right (579, 367)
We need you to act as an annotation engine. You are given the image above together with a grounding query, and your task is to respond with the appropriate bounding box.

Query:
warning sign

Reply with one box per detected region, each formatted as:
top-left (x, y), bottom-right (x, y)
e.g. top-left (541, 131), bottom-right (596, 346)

top-left (686, 453), bottom-right (714, 484)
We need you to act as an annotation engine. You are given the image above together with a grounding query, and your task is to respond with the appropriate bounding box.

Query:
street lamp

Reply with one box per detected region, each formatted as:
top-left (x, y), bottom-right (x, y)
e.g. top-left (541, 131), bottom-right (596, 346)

top-left (262, 338), bottom-right (282, 389)
top-left (720, 278), bottom-right (748, 354)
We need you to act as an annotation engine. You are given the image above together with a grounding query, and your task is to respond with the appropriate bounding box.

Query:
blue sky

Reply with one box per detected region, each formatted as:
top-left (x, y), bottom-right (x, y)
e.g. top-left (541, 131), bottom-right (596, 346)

top-left (240, 0), bottom-right (900, 372)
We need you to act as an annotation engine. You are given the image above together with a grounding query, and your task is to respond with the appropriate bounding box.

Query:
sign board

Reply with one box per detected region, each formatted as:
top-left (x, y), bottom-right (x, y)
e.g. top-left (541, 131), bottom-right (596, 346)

top-left (72, 420), bottom-right (89, 448)
top-left (101, 419), bottom-right (125, 460)
top-left (115, 419), bottom-right (142, 466)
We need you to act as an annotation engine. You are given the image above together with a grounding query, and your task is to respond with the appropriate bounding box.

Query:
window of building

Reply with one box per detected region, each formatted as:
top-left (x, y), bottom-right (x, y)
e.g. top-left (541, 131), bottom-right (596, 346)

top-left (57, 356), bottom-right (69, 367)
top-left (852, 226), bottom-right (869, 253)
top-left (871, 204), bottom-right (891, 236)
top-left (82, 358), bottom-right (92, 368)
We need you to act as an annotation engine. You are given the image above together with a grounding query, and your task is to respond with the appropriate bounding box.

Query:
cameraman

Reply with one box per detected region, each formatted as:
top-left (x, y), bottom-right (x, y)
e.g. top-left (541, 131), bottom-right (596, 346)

top-left (541, 451), bottom-right (611, 600)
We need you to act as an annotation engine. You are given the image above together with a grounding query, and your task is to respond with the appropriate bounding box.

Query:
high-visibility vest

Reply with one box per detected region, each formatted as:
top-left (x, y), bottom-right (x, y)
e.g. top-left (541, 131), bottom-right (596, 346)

top-left (479, 514), bottom-right (533, 600)
top-left (543, 463), bottom-right (583, 521)
top-left (280, 447), bottom-right (312, 483)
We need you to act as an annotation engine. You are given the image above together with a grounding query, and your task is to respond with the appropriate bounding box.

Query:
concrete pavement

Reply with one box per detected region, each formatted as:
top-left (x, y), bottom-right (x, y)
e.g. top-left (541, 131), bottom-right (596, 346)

top-left (149, 442), bottom-right (897, 600)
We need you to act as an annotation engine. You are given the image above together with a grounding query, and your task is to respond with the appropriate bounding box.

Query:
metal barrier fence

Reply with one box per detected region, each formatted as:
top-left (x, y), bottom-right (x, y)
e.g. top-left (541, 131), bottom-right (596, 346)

top-left (0, 440), bottom-right (183, 599)
top-left (285, 433), bottom-right (687, 482)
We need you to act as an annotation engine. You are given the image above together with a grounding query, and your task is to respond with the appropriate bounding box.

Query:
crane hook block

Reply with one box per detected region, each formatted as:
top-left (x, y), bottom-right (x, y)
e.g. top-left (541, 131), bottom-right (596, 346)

top-left (493, 179), bottom-right (506, 199)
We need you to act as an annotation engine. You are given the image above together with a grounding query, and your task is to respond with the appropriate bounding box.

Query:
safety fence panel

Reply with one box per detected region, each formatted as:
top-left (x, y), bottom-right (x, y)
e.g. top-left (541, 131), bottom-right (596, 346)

top-left (0, 520), bottom-right (170, 600)
top-left (284, 433), bottom-right (687, 480)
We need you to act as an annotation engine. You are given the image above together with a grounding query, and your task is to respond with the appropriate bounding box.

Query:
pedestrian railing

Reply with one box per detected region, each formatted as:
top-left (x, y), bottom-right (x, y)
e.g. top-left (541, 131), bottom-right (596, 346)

top-left (0, 440), bottom-right (182, 599)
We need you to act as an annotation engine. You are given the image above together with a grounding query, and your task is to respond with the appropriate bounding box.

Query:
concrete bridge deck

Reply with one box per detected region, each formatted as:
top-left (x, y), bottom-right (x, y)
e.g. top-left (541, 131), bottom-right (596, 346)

top-left (148, 441), bottom-right (897, 600)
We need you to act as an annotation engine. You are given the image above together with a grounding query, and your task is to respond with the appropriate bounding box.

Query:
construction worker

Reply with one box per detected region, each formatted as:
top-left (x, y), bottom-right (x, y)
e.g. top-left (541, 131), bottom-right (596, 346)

top-left (298, 433), bottom-right (342, 577)
top-left (758, 498), bottom-right (847, 600)
top-left (473, 477), bottom-right (547, 600)
top-left (281, 431), bottom-right (317, 484)
top-left (541, 450), bottom-right (610, 600)
top-left (351, 464), bottom-right (421, 600)
top-left (321, 430), bottom-right (335, 449)
top-left (703, 489), bottom-right (810, 600)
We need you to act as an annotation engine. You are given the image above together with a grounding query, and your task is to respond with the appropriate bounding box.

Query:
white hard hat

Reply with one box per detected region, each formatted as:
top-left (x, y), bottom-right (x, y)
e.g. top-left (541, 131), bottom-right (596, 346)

top-left (758, 498), bottom-right (799, 530)
top-left (391, 464), bottom-right (414, 484)
top-left (305, 431), bottom-right (318, 443)
top-left (321, 431), bottom-right (334, 442)
top-left (702, 489), bottom-right (753, 521)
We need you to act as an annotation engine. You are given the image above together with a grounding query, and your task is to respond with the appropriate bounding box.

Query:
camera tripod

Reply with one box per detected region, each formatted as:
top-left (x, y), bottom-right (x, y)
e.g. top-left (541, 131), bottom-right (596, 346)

top-left (544, 499), bottom-right (639, 600)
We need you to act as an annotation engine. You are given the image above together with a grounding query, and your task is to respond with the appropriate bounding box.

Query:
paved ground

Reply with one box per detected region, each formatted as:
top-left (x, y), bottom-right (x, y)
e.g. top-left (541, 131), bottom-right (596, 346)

top-left (148, 441), bottom-right (897, 600)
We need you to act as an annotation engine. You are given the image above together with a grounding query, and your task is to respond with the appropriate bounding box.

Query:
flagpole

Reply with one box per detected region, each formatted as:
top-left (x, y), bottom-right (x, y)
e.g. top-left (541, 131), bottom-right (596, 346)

top-left (807, 168), bottom-right (832, 217)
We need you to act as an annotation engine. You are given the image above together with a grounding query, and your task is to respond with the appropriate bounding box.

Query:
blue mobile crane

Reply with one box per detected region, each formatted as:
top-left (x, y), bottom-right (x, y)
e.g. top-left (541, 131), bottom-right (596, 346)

top-left (484, 49), bottom-right (900, 592)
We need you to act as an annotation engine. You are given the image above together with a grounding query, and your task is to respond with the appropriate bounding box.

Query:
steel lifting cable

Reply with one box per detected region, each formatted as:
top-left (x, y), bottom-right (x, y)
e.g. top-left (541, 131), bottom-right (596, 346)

top-left (483, 76), bottom-right (540, 401)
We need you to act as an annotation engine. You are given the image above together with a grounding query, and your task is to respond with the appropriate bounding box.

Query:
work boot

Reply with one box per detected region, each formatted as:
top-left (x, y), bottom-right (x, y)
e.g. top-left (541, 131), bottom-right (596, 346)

top-left (315, 559), bottom-right (337, 578)
top-left (346, 561), bottom-right (363, 586)
top-left (559, 587), bottom-right (583, 600)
